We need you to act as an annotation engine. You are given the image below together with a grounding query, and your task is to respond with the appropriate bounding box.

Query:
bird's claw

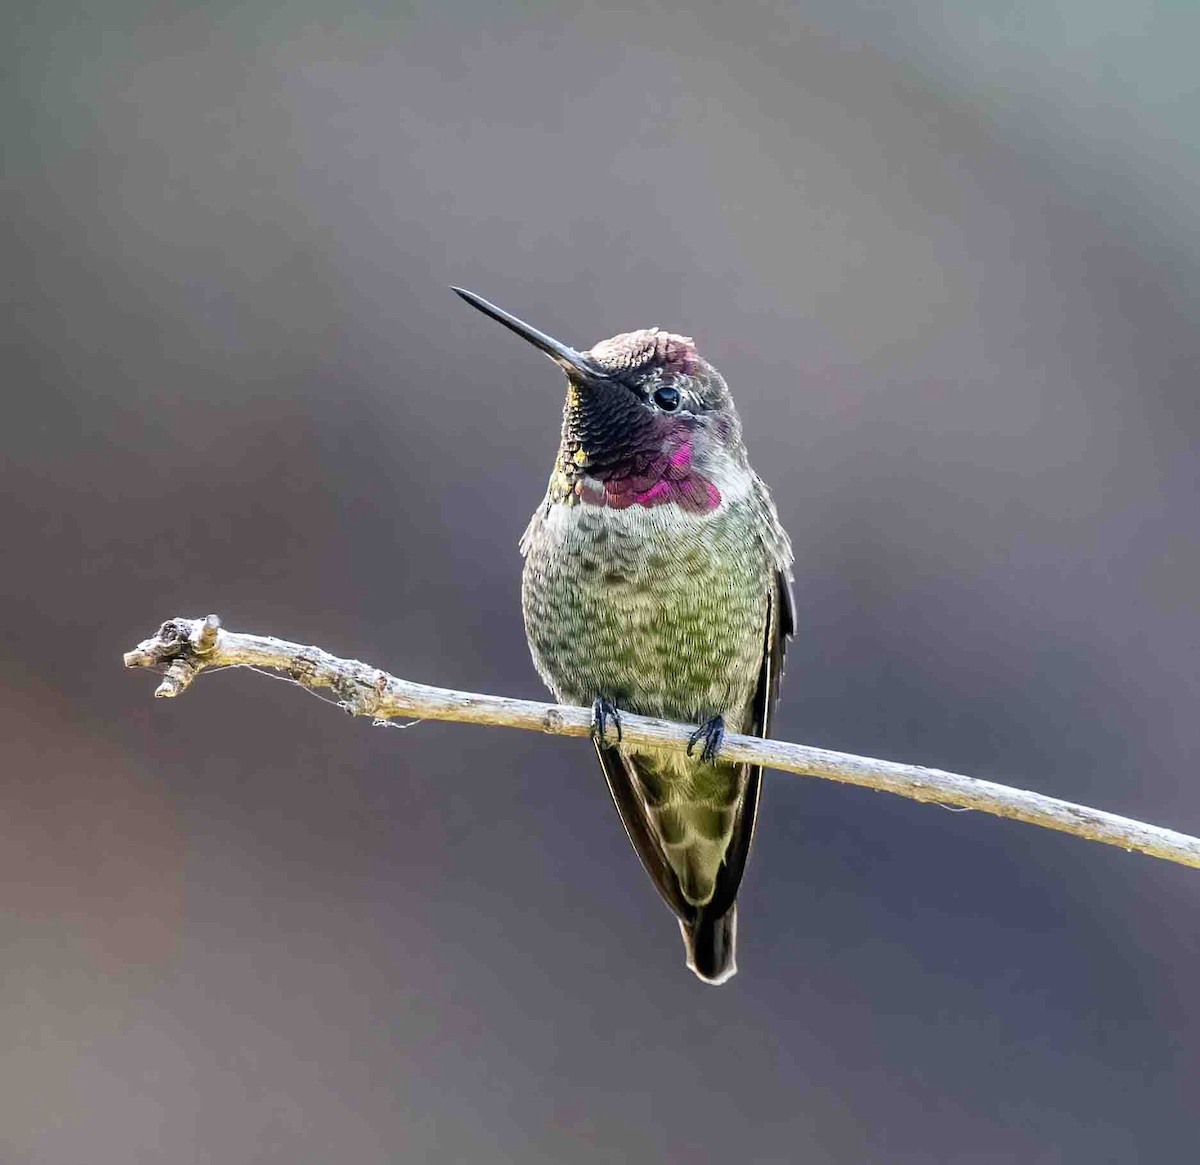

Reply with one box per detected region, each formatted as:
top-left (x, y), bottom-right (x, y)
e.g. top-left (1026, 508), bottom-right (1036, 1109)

top-left (686, 715), bottom-right (725, 764)
top-left (591, 697), bottom-right (623, 748)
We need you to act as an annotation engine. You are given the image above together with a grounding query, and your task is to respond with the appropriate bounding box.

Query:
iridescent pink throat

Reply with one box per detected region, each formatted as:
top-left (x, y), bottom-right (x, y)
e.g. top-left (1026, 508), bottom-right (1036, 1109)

top-left (573, 437), bottom-right (722, 513)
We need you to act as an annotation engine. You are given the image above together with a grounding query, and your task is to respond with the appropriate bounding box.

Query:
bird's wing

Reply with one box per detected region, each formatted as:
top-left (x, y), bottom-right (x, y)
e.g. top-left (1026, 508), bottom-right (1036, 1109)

top-left (592, 740), bottom-right (698, 922)
top-left (593, 568), bottom-right (794, 926)
top-left (704, 567), bottom-right (793, 919)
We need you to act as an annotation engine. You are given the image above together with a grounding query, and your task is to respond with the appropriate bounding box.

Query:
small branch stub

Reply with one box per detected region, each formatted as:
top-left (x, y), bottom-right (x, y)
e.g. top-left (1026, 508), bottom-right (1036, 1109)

top-left (122, 614), bottom-right (1200, 873)
top-left (195, 613), bottom-right (221, 654)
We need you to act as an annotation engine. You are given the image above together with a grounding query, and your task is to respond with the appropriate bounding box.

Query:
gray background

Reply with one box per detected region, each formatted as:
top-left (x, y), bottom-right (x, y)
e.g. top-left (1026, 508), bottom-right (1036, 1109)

top-left (4, 1), bottom-right (1199, 1161)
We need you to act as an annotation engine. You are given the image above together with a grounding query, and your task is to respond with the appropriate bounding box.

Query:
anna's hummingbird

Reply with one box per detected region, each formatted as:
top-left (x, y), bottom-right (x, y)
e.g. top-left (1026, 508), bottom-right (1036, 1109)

top-left (455, 288), bottom-right (793, 985)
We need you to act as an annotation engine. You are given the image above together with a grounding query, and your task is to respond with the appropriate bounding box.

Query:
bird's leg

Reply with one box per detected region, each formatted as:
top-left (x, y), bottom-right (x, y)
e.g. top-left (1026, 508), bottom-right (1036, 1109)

top-left (590, 697), bottom-right (624, 749)
top-left (687, 714), bottom-right (725, 764)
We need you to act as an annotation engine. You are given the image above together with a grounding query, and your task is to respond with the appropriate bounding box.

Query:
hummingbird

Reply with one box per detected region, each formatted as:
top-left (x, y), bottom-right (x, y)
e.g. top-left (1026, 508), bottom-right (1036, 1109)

top-left (454, 288), bottom-right (793, 985)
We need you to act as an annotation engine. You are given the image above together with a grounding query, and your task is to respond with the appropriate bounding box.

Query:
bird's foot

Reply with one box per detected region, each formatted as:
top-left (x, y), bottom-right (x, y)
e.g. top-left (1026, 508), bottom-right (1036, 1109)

top-left (687, 715), bottom-right (725, 765)
top-left (590, 697), bottom-right (623, 749)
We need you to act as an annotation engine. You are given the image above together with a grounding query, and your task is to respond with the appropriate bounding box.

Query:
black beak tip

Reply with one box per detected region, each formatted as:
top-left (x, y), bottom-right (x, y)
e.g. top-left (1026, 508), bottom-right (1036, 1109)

top-left (450, 285), bottom-right (515, 325)
top-left (451, 286), bottom-right (486, 312)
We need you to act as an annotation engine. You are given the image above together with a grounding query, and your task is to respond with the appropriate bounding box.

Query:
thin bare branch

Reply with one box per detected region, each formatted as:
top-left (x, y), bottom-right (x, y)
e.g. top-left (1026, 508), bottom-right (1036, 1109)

top-left (123, 614), bottom-right (1200, 872)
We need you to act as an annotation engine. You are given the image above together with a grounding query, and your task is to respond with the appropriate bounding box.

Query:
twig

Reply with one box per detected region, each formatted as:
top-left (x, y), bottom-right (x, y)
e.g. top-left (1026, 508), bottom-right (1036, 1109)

top-left (123, 614), bottom-right (1200, 872)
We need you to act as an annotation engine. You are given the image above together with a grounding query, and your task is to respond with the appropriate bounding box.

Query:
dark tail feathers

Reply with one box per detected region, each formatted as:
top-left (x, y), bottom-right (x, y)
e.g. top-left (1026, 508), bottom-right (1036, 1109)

top-left (680, 905), bottom-right (738, 985)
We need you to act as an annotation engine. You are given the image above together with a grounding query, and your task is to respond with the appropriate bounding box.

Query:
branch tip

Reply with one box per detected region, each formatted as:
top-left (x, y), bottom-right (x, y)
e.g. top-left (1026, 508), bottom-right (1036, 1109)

top-left (154, 657), bottom-right (199, 698)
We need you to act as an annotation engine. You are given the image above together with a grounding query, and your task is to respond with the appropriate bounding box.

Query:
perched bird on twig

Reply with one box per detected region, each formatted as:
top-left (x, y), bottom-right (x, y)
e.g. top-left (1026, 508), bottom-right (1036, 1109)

top-left (456, 288), bottom-right (793, 984)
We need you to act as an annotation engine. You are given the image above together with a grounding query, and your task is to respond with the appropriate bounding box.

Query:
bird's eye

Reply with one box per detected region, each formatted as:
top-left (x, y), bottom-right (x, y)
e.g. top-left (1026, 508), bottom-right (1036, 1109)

top-left (653, 386), bottom-right (681, 411)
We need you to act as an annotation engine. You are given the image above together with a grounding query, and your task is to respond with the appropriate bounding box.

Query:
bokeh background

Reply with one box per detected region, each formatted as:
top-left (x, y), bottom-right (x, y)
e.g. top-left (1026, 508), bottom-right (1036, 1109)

top-left (4, 1), bottom-right (1199, 1160)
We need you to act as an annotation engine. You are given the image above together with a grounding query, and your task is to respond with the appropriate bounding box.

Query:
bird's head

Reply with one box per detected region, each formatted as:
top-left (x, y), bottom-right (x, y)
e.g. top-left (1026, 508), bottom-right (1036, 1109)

top-left (454, 288), bottom-right (747, 512)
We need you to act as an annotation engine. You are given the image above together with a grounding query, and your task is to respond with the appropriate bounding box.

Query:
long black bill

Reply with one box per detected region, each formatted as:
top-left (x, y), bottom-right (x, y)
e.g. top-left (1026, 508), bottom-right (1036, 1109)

top-left (452, 287), bottom-right (609, 381)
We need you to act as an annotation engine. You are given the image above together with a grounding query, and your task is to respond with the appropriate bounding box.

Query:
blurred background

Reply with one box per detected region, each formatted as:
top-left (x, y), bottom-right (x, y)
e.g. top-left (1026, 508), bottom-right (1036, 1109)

top-left (4, 1), bottom-right (1199, 1160)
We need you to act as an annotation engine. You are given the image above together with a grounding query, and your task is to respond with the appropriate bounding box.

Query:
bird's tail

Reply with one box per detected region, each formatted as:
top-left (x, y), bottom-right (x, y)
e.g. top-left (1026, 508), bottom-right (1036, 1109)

top-left (680, 904), bottom-right (738, 985)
